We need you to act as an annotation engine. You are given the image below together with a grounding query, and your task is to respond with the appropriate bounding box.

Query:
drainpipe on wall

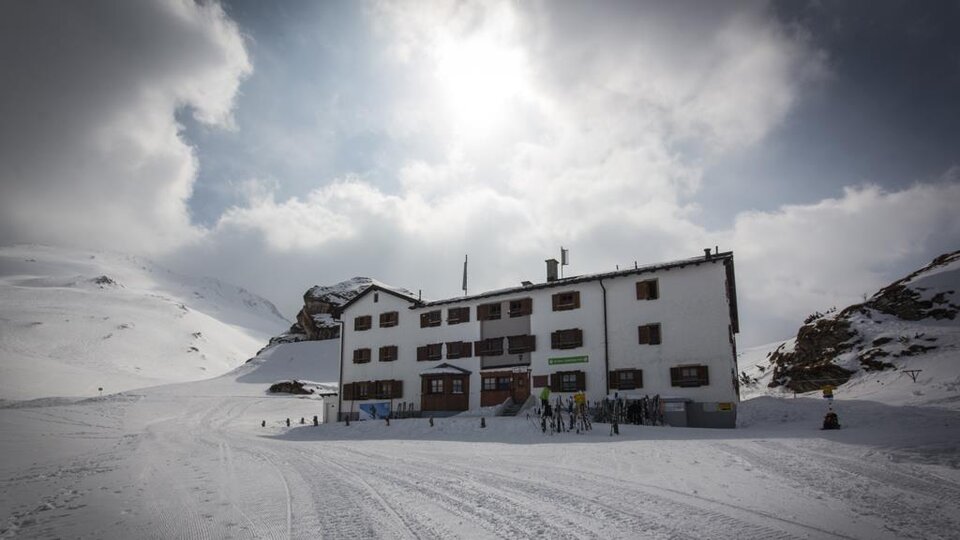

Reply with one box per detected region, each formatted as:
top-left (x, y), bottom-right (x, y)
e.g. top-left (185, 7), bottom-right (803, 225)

top-left (599, 278), bottom-right (610, 395)
top-left (335, 318), bottom-right (345, 422)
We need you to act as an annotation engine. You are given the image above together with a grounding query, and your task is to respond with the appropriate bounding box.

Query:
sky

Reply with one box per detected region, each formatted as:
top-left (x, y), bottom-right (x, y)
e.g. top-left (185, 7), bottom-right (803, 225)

top-left (1, 0), bottom-right (959, 347)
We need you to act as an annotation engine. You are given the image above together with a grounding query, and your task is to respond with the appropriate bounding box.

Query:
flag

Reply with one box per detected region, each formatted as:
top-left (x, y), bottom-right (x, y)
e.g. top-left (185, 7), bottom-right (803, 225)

top-left (462, 255), bottom-right (468, 293)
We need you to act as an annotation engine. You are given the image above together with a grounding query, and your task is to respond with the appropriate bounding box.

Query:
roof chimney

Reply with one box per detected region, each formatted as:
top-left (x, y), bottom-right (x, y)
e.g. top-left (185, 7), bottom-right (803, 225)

top-left (704, 248), bottom-right (712, 260)
top-left (545, 258), bottom-right (559, 282)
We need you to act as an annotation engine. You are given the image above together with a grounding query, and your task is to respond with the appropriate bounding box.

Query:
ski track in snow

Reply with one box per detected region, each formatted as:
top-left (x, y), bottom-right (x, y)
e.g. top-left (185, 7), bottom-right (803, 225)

top-left (3, 394), bottom-right (960, 539)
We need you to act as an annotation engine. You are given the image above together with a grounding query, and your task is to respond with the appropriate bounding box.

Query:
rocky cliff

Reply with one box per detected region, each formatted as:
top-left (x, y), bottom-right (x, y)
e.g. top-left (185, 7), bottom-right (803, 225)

top-left (766, 250), bottom-right (960, 393)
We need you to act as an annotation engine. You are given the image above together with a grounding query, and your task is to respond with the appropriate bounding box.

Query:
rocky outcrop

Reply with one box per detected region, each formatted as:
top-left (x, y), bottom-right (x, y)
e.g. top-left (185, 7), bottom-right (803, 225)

top-left (768, 249), bottom-right (959, 393)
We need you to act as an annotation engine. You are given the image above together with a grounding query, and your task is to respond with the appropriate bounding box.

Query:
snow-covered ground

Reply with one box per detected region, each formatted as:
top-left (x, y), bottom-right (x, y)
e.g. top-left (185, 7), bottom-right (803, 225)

top-left (3, 339), bottom-right (959, 539)
top-left (0, 245), bottom-right (290, 401)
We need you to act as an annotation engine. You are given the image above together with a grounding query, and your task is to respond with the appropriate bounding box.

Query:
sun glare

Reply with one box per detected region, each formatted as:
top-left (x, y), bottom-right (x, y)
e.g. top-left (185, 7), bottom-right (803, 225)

top-left (434, 33), bottom-right (530, 136)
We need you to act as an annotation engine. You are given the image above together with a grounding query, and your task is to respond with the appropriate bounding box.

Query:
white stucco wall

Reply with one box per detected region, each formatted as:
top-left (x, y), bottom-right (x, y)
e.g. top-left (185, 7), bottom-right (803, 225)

top-left (339, 254), bottom-right (739, 414)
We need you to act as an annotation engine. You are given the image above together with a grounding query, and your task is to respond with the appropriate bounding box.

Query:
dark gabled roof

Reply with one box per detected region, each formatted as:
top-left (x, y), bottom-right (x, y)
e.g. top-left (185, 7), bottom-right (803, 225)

top-left (334, 284), bottom-right (419, 316)
top-left (419, 363), bottom-right (472, 376)
top-left (422, 252), bottom-right (735, 305)
top-left (335, 251), bottom-right (740, 334)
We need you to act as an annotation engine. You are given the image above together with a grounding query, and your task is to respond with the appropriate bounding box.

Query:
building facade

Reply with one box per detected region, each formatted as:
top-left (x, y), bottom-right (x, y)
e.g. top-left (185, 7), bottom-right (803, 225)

top-left (336, 250), bottom-right (740, 427)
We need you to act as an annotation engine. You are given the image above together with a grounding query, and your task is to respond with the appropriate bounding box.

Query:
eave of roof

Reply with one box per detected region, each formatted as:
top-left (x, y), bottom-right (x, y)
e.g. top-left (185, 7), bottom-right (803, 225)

top-left (419, 252), bottom-right (735, 307)
top-left (335, 283), bottom-right (419, 315)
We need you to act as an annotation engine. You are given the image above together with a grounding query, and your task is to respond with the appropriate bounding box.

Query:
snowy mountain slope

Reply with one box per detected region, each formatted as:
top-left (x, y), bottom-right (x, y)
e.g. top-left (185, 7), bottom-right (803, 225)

top-left (739, 250), bottom-right (960, 408)
top-left (0, 245), bottom-right (290, 401)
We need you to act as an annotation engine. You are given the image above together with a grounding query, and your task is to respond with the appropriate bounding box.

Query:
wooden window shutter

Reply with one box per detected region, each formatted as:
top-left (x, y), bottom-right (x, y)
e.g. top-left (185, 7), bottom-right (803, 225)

top-left (576, 371), bottom-right (586, 391)
top-left (550, 373), bottom-right (561, 392)
top-left (421, 377), bottom-right (429, 394)
top-left (670, 367), bottom-right (681, 386)
top-left (477, 304), bottom-right (489, 320)
top-left (393, 380), bottom-right (403, 399)
top-left (417, 346), bottom-right (428, 361)
top-left (636, 281), bottom-right (649, 300)
top-left (639, 325), bottom-right (651, 344)
top-left (523, 297), bottom-right (532, 314)
top-left (636, 369), bottom-right (644, 388)
top-left (533, 375), bottom-right (548, 388)
top-left (650, 324), bottom-right (662, 345)
top-left (650, 280), bottom-right (659, 299)
top-left (551, 331), bottom-right (560, 349)
top-left (609, 370), bottom-right (620, 390)
top-left (552, 294), bottom-right (560, 310)
top-left (462, 341), bottom-right (473, 357)
top-left (342, 382), bottom-right (354, 400)
top-left (573, 328), bottom-right (583, 347)
top-left (699, 366), bottom-right (709, 385)
top-left (420, 312), bottom-right (429, 328)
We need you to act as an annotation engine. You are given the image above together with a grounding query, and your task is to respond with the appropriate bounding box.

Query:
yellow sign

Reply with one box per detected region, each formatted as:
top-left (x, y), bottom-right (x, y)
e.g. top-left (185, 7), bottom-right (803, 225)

top-left (717, 402), bottom-right (733, 411)
top-left (822, 385), bottom-right (835, 398)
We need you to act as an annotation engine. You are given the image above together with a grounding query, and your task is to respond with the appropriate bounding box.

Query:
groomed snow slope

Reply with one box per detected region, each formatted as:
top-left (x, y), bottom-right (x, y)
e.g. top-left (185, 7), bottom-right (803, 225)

top-left (2, 338), bottom-right (960, 539)
top-left (0, 245), bottom-right (290, 401)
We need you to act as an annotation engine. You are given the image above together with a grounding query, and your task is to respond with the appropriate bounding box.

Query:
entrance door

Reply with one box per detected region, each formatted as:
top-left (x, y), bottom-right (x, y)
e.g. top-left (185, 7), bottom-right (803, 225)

top-left (511, 371), bottom-right (530, 404)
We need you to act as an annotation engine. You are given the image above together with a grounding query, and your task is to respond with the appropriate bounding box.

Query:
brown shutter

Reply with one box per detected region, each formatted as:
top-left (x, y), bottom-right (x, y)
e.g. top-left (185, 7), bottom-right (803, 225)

top-left (699, 366), bottom-right (709, 385)
top-left (523, 297), bottom-right (532, 314)
top-left (573, 329), bottom-right (583, 347)
top-left (342, 382), bottom-right (354, 400)
top-left (420, 313), bottom-right (429, 328)
top-left (462, 341), bottom-right (472, 357)
top-left (477, 304), bottom-right (489, 320)
top-left (572, 291), bottom-right (581, 309)
top-left (393, 380), bottom-right (403, 399)
top-left (576, 371), bottom-right (586, 391)
top-left (636, 369), bottom-right (644, 388)
top-left (551, 331), bottom-right (560, 349)
top-left (552, 293), bottom-right (560, 310)
top-left (421, 376), bottom-right (429, 395)
top-left (650, 280), bottom-right (659, 299)
top-left (550, 373), bottom-right (561, 392)
top-left (670, 367), bottom-right (681, 386)
top-left (639, 325), bottom-right (650, 344)
top-left (636, 281), bottom-right (648, 300)
top-left (417, 346), bottom-right (427, 361)
top-left (609, 370), bottom-right (619, 390)
top-left (651, 324), bottom-right (662, 345)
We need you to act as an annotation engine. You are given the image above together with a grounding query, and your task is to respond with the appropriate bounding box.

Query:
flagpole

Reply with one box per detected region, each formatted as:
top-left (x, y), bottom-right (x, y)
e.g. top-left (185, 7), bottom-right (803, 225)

top-left (462, 254), bottom-right (468, 296)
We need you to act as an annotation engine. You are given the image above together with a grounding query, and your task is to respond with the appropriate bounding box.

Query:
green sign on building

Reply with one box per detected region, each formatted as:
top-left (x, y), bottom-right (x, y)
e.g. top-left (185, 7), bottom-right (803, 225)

top-left (548, 355), bottom-right (588, 365)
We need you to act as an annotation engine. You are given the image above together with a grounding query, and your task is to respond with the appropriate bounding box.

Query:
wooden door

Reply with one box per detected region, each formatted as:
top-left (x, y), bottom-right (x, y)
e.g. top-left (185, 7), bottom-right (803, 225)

top-left (511, 372), bottom-right (530, 403)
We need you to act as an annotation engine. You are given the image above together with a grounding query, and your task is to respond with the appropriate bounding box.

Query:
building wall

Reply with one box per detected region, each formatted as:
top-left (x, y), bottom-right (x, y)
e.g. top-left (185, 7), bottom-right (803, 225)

top-left (339, 254), bottom-right (740, 426)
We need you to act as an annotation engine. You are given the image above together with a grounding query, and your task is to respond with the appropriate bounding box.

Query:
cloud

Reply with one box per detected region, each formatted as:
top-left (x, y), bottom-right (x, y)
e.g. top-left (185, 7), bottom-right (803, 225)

top-left (724, 177), bottom-right (960, 345)
top-left (0, 0), bottom-right (250, 253)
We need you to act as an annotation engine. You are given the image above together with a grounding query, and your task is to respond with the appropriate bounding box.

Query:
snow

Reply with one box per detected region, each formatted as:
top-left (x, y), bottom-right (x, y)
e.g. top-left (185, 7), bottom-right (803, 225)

top-left (2, 337), bottom-right (960, 539)
top-left (3, 248), bottom-right (959, 539)
top-left (0, 245), bottom-right (290, 401)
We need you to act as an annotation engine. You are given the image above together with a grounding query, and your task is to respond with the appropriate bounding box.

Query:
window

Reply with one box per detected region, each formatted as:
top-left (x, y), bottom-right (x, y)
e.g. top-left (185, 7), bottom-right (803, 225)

top-left (451, 378), bottom-right (464, 394)
top-left (379, 345), bottom-right (398, 362)
top-left (416, 343), bottom-right (443, 361)
top-left (482, 377), bottom-right (497, 391)
top-left (507, 334), bottom-right (536, 354)
top-left (638, 323), bottom-right (662, 345)
top-left (497, 377), bottom-right (511, 390)
top-left (610, 369), bottom-right (643, 390)
top-left (354, 315), bottom-right (372, 331)
top-left (352, 348), bottom-right (371, 364)
top-left (636, 279), bottom-right (660, 300)
top-left (447, 306), bottom-right (470, 324)
top-left (477, 302), bottom-right (502, 321)
top-left (446, 341), bottom-right (473, 359)
top-left (671, 366), bottom-right (709, 387)
top-left (552, 291), bottom-right (581, 311)
top-left (532, 375), bottom-right (548, 388)
top-left (551, 370), bottom-right (585, 392)
top-left (429, 378), bottom-right (444, 394)
top-left (379, 311), bottom-right (398, 328)
top-left (508, 297), bottom-right (533, 317)
top-left (420, 310), bottom-right (441, 328)
top-left (551, 328), bottom-right (583, 350)
top-left (374, 292), bottom-right (379, 303)
top-left (377, 380), bottom-right (392, 398)
top-left (357, 381), bottom-right (370, 399)
top-left (474, 337), bottom-right (504, 356)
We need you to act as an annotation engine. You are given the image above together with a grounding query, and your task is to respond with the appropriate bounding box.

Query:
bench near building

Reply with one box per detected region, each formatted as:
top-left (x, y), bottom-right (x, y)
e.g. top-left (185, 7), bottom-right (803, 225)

top-left (336, 249), bottom-right (740, 428)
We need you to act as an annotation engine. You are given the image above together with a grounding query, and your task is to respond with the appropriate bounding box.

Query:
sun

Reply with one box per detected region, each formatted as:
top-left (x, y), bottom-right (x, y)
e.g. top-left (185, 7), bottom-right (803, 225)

top-left (433, 31), bottom-right (531, 137)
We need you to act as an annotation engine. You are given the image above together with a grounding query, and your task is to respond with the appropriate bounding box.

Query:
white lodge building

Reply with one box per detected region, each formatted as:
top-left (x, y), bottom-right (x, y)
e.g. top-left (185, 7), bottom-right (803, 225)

top-left (336, 250), bottom-right (741, 428)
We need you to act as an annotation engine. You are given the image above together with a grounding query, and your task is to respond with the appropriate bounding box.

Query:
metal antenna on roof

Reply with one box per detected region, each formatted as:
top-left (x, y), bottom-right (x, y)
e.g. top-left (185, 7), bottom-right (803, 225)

top-left (462, 254), bottom-right (468, 296)
top-left (560, 247), bottom-right (569, 278)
